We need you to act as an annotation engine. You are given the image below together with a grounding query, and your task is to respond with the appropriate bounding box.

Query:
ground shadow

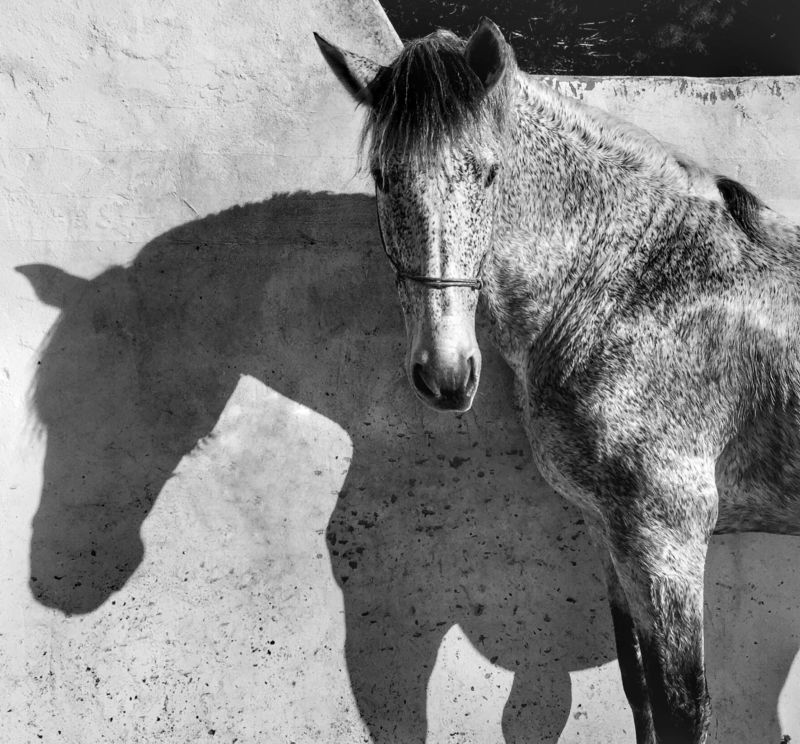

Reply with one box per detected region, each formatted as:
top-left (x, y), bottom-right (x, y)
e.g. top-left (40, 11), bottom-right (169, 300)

top-left (18, 190), bottom-right (793, 742)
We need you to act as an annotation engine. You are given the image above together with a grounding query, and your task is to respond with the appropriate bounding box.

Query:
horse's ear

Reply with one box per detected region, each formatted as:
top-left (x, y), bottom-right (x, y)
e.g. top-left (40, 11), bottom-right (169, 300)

top-left (464, 18), bottom-right (507, 92)
top-left (314, 33), bottom-right (387, 106)
top-left (16, 264), bottom-right (89, 308)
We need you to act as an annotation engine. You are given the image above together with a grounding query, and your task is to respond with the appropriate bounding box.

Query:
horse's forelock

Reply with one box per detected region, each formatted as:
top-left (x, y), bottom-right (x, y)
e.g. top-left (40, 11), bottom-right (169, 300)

top-left (362, 30), bottom-right (510, 171)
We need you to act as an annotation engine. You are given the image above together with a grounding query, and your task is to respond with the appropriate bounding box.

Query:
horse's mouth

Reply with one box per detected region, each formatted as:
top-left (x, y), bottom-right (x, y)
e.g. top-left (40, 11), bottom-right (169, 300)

top-left (425, 394), bottom-right (475, 413)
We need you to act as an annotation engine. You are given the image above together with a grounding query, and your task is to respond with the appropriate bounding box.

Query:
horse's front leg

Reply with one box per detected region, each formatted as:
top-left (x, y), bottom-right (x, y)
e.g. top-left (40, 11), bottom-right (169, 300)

top-left (601, 463), bottom-right (717, 744)
top-left (602, 553), bottom-right (656, 744)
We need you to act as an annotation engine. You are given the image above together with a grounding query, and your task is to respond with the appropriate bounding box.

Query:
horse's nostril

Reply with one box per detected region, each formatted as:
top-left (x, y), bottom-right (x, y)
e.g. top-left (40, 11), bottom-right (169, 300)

top-left (413, 363), bottom-right (437, 398)
top-left (467, 355), bottom-right (477, 389)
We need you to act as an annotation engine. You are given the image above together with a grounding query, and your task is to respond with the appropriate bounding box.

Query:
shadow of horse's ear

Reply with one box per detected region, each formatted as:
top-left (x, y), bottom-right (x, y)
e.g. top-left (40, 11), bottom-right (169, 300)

top-left (15, 264), bottom-right (89, 309)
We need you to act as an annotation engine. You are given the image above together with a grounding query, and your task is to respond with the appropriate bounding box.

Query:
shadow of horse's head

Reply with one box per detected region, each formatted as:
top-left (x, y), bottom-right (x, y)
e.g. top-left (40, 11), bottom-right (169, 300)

top-left (19, 262), bottom-right (181, 612)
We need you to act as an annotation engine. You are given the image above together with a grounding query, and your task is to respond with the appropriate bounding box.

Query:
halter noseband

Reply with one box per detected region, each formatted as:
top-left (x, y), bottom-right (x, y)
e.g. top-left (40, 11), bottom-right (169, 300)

top-left (391, 268), bottom-right (483, 291)
top-left (376, 203), bottom-right (485, 292)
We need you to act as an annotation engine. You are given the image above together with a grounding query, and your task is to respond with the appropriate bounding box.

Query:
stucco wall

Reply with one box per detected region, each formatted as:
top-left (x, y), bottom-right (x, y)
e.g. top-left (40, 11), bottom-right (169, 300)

top-left (1, 2), bottom-right (798, 742)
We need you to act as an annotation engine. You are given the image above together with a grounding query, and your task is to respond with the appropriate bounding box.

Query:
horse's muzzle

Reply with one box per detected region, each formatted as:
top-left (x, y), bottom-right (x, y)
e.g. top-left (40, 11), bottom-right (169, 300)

top-left (409, 345), bottom-right (481, 412)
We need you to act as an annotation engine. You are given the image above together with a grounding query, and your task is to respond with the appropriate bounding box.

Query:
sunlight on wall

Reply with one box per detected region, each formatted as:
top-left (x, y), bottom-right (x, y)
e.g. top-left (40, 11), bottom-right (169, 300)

top-left (426, 624), bottom-right (514, 744)
top-left (134, 376), bottom-right (371, 742)
top-left (425, 626), bottom-right (638, 744)
top-left (778, 649), bottom-right (800, 738)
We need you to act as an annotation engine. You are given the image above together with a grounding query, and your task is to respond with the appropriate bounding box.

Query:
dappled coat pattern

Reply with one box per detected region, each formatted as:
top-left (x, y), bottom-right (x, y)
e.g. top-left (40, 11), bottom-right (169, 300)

top-left (317, 20), bottom-right (800, 744)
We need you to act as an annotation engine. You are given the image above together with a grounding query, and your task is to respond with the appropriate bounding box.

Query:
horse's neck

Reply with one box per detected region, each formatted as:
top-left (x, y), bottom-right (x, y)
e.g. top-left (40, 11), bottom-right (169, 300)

top-left (482, 74), bottom-right (697, 371)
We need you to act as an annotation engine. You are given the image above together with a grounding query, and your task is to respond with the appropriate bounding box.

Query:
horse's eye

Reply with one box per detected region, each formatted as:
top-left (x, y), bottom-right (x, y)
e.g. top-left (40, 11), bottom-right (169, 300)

top-left (484, 163), bottom-right (500, 188)
top-left (371, 167), bottom-right (388, 192)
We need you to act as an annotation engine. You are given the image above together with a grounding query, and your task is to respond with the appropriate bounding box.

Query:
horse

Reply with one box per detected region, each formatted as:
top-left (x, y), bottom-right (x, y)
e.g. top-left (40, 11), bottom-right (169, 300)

top-left (316, 18), bottom-right (800, 744)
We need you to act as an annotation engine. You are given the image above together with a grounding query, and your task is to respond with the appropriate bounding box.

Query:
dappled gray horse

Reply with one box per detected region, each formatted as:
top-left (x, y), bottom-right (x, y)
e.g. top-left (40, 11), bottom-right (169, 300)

top-left (316, 19), bottom-right (800, 744)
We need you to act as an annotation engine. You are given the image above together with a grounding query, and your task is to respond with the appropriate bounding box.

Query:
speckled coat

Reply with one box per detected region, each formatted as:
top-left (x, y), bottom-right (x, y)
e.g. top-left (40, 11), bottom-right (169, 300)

top-left (317, 19), bottom-right (800, 744)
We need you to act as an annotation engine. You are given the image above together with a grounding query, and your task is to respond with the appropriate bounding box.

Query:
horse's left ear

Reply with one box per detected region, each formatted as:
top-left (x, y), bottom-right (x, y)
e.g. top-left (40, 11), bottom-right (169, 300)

top-left (314, 33), bottom-right (387, 106)
top-left (465, 18), bottom-right (508, 92)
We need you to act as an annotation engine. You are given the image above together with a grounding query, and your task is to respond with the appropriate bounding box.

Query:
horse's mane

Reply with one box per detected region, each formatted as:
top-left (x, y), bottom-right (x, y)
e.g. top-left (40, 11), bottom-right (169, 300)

top-left (363, 30), bottom-right (513, 169)
top-left (715, 176), bottom-right (768, 244)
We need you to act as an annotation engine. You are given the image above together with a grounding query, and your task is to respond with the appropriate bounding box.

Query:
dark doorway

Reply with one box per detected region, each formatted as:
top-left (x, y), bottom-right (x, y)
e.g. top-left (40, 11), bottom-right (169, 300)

top-left (381, 0), bottom-right (800, 76)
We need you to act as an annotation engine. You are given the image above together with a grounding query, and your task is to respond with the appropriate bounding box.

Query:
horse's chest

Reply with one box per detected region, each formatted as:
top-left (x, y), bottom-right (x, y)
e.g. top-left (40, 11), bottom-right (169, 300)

top-left (487, 332), bottom-right (599, 509)
top-left (517, 387), bottom-right (602, 515)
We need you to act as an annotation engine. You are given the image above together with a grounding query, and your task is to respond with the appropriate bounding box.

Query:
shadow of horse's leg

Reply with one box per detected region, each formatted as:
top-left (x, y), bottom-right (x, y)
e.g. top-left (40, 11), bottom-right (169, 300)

top-left (344, 623), bottom-right (442, 744)
top-left (501, 666), bottom-right (571, 744)
top-left (604, 554), bottom-right (656, 744)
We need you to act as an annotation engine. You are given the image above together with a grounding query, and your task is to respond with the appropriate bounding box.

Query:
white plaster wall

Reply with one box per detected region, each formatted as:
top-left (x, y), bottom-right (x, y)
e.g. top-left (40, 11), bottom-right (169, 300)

top-left (0, 1), bottom-right (798, 742)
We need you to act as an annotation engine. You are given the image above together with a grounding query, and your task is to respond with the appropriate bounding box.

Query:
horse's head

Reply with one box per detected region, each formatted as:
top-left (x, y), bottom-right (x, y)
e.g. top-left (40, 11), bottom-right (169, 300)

top-left (316, 20), bottom-right (514, 412)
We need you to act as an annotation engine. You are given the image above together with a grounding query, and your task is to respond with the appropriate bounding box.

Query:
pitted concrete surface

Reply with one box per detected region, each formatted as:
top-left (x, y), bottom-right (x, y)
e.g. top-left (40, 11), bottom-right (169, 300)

top-left (1, 2), bottom-right (798, 742)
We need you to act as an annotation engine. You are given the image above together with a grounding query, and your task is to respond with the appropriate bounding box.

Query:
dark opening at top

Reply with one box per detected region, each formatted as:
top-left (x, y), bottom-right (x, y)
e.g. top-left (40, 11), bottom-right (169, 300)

top-left (381, 0), bottom-right (800, 77)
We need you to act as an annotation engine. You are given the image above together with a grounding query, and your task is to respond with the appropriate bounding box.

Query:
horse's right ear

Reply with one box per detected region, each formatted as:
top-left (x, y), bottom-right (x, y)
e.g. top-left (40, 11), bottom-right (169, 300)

top-left (314, 33), bottom-right (387, 106)
top-left (16, 264), bottom-right (88, 309)
top-left (465, 18), bottom-right (508, 92)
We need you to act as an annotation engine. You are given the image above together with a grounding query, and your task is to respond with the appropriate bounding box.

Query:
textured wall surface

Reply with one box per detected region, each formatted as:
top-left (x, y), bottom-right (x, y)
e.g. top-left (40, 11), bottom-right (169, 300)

top-left (1, 2), bottom-right (798, 742)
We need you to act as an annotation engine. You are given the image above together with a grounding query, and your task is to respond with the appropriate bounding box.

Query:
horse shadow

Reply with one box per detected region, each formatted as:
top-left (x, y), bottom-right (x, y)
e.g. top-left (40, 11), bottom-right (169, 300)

top-left (17, 190), bottom-right (792, 742)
